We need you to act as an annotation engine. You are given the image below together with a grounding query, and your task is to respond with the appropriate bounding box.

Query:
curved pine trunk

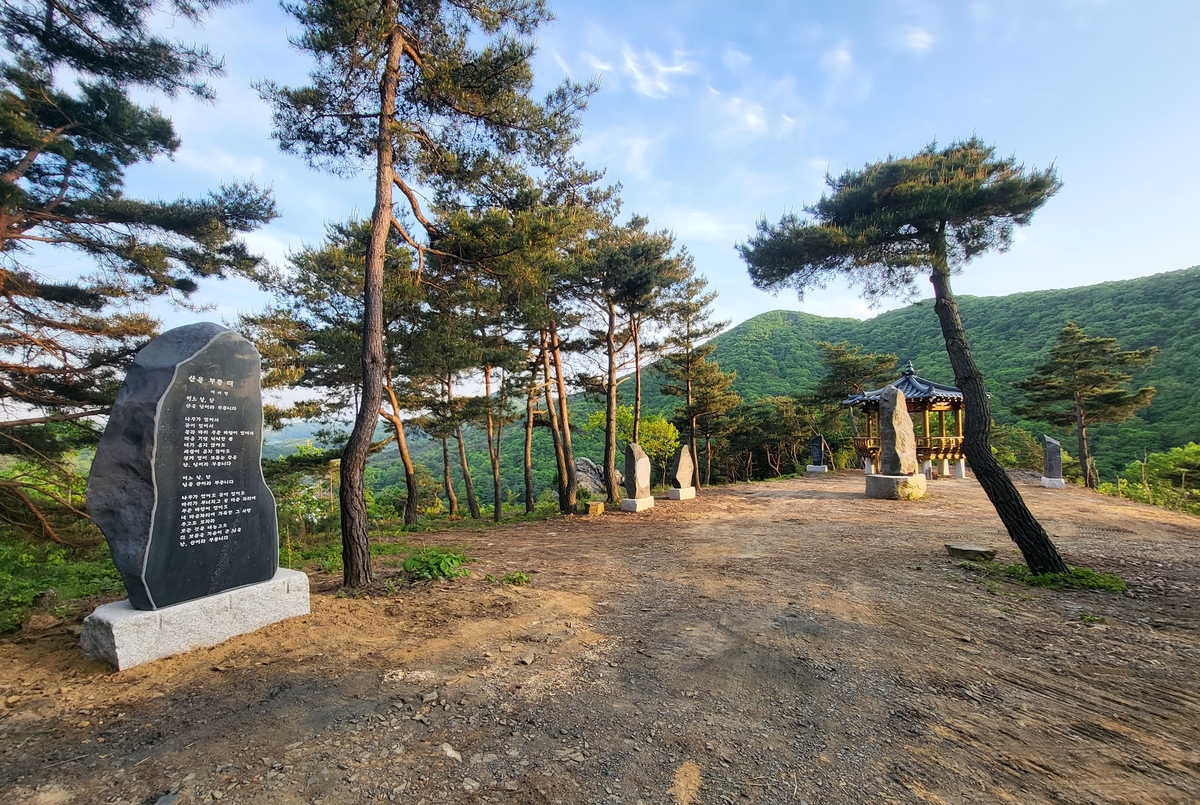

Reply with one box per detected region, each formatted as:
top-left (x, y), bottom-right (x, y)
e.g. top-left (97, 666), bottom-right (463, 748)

top-left (929, 244), bottom-right (1067, 575)
top-left (340, 28), bottom-right (404, 587)
top-left (441, 436), bottom-right (458, 517)
top-left (456, 425), bottom-right (481, 519)
top-left (524, 381), bottom-right (536, 514)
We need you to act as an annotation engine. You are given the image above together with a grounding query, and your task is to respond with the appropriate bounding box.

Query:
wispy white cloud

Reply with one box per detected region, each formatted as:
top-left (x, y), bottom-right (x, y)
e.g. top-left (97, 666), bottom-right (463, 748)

top-left (901, 26), bottom-right (935, 53)
top-left (722, 46), bottom-right (751, 71)
top-left (818, 41), bottom-right (871, 105)
top-left (582, 51), bottom-right (615, 73)
top-left (621, 47), bottom-right (696, 98)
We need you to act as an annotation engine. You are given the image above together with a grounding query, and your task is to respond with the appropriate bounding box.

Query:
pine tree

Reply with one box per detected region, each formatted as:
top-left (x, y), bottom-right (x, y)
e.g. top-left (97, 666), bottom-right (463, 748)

top-left (0, 1), bottom-right (275, 542)
top-left (1014, 322), bottom-right (1157, 489)
top-left (259, 0), bottom-right (593, 585)
top-left (659, 268), bottom-right (727, 487)
top-left (739, 137), bottom-right (1068, 574)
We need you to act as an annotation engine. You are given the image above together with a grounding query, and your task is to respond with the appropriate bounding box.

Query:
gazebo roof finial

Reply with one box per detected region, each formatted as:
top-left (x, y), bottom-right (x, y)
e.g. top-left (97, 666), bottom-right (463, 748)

top-left (905, 359), bottom-right (915, 375)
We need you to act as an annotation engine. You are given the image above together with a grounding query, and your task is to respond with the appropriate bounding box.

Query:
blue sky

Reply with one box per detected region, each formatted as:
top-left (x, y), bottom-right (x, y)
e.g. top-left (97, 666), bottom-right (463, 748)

top-left (123, 0), bottom-right (1200, 331)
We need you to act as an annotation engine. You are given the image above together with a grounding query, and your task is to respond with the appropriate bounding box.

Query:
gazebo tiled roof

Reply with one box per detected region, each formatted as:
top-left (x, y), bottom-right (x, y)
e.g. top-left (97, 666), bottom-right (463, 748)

top-left (841, 361), bottom-right (963, 408)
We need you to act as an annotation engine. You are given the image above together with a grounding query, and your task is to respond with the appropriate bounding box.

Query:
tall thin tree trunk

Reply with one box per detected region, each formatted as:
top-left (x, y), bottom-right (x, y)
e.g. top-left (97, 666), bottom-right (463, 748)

top-left (524, 378), bottom-right (536, 514)
top-left (603, 302), bottom-right (621, 503)
top-left (539, 337), bottom-right (569, 510)
top-left (483, 366), bottom-right (504, 523)
top-left (549, 321), bottom-right (577, 511)
top-left (383, 383), bottom-right (419, 526)
top-left (1075, 402), bottom-right (1094, 489)
top-left (456, 424), bottom-right (481, 519)
top-left (632, 317), bottom-right (642, 444)
top-left (340, 27), bottom-right (403, 587)
top-left (441, 436), bottom-right (458, 517)
top-left (929, 229), bottom-right (1067, 574)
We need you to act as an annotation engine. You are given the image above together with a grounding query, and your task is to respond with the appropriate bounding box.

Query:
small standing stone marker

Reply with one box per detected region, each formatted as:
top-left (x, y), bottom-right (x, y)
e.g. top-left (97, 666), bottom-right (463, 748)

top-left (621, 443), bottom-right (654, 512)
top-left (865, 385), bottom-right (926, 500)
top-left (82, 323), bottom-right (309, 669)
top-left (668, 445), bottom-right (696, 501)
top-left (1041, 435), bottom-right (1066, 489)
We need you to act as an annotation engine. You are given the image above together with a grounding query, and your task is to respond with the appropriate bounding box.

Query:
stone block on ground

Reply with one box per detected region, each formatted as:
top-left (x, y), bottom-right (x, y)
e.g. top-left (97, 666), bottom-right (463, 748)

top-left (668, 446), bottom-right (695, 489)
top-left (584, 500), bottom-right (605, 516)
top-left (945, 544), bottom-right (998, 562)
top-left (1041, 477), bottom-right (1067, 489)
top-left (620, 497), bottom-right (655, 512)
top-left (864, 473), bottom-right (927, 500)
top-left (878, 386), bottom-right (919, 476)
top-left (806, 465), bottom-right (828, 473)
top-left (669, 486), bottom-right (696, 500)
top-left (624, 444), bottom-right (652, 499)
top-left (81, 568), bottom-right (310, 671)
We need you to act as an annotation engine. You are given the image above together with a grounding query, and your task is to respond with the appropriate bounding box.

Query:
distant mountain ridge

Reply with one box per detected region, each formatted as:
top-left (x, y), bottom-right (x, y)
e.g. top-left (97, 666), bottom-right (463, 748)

top-left (687, 266), bottom-right (1200, 478)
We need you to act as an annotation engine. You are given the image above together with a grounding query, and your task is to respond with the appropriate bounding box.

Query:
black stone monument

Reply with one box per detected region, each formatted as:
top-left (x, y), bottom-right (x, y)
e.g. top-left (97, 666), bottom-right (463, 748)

top-left (88, 323), bottom-right (278, 610)
top-left (809, 435), bottom-right (828, 467)
top-left (1043, 435), bottom-right (1063, 479)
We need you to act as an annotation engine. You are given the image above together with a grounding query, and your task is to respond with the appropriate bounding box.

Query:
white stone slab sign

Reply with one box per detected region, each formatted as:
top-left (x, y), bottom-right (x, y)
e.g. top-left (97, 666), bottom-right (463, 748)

top-left (87, 323), bottom-right (279, 610)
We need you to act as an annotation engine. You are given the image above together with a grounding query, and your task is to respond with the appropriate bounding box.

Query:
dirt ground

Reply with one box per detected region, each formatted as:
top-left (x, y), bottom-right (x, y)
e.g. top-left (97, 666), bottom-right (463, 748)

top-left (2, 472), bottom-right (1199, 805)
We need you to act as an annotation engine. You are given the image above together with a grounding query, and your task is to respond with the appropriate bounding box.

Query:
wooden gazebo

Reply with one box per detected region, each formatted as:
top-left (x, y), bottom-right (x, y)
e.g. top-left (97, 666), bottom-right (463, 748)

top-left (842, 362), bottom-right (967, 478)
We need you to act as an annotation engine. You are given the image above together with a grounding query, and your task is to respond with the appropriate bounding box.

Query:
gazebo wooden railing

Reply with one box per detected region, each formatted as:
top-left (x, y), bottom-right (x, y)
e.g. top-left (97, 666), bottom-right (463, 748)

top-left (853, 435), bottom-right (966, 462)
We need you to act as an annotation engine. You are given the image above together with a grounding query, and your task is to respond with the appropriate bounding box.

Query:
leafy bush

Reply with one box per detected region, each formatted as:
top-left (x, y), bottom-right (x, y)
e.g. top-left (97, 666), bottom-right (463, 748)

top-left (502, 570), bottom-right (531, 586)
top-left (403, 547), bottom-right (471, 580)
top-left (0, 540), bottom-right (123, 631)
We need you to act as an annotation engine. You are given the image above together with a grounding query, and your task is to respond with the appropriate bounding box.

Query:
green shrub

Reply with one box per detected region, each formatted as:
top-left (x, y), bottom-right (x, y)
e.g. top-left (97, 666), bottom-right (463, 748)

top-left (0, 541), bottom-right (123, 632)
top-left (501, 570), bottom-right (531, 586)
top-left (403, 547), bottom-right (471, 580)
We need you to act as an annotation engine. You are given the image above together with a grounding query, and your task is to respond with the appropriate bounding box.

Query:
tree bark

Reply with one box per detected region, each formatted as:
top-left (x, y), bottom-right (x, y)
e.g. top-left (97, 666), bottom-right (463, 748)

top-left (929, 230), bottom-right (1068, 574)
top-left (483, 366), bottom-right (503, 523)
top-left (383, 383), bottom-right (419, 526)
top-left (549, 321), bottom-right (577, 511)
top-left (524, 379), bottom-right (536, 514)
top-left (632, 316), bottom-right (642, 444)
top-left (1075, 401), bottom-right (1094, 489)
top-left (456, 424), bottom-right (481, 519)
top-left (538, 336), bottom-right (569, 511)
top-left (603, 302), bottom-right (621, 503)
top-left (441, 436), bottom-right (458, 517)
top-left (339, 27), bottom-right (403, 587)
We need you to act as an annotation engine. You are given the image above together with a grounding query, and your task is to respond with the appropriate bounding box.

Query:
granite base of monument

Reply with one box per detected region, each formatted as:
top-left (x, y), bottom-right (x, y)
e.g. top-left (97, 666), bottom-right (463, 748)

top-left (620, 497), bottom-right (655, 512)
top-left (1041, 477), bottom-right (1066, 489)
top-left (806, 465), bottom-right (828, 473)
top-left (82, 569), bottom-right (310, 671)
top-left (669, 486), bottom-right (696, 500)
top-left (865, 474), bottom-right (927, 500)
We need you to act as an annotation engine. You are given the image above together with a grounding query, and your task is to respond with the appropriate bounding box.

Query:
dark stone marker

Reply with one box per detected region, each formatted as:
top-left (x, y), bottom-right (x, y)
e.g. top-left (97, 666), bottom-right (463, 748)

top-left (668, 445), bottom-right (695, 489)
top-left (1043, 435), bottom-right (1063, 479)
top-left (87, 323), bottom-right (277, 610)
top-left (809, 435), bottom-right (827, 467)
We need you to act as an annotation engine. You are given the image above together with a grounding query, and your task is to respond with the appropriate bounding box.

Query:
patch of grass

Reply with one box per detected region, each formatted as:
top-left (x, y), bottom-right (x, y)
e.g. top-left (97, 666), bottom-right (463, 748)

top-left (501, 570), bottom-right (532, 586)
top-left (403, 547), bottom-right (471, 581)
top-left (957, 559), bottom-right (1127, 593)
top-left (0, 541), bottom-right (123, 632)
top-left (1079, 613), bottom-right (1107, 624)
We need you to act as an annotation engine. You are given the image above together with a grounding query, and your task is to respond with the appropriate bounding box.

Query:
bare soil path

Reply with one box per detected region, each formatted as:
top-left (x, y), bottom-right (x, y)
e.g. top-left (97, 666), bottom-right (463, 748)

top-left (2, 472), bottom-right (1199, 805)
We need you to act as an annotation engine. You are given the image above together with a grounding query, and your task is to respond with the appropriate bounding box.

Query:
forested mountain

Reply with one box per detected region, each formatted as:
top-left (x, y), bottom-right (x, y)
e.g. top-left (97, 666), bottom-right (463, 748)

top-left (268, 266), bottom-right (1200, 500)
top-left (699, 266), bottom-right (1200, 478)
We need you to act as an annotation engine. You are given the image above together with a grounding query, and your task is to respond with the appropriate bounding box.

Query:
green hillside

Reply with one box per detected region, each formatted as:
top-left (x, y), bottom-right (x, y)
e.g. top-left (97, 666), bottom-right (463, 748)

top-left (705, 266), bottom-right (1200, 479)
top-left (267, 267), bottom-right (1200, 499)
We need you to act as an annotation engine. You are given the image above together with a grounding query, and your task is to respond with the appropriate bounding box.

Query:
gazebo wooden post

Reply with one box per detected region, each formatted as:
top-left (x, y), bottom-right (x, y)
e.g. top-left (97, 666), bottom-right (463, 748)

top-left (938, 410), bottom-right (950, 477)
top-left (954, 404), bottom-right (966, 479)
top-left (921, 409), bottom-right (933, 478)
